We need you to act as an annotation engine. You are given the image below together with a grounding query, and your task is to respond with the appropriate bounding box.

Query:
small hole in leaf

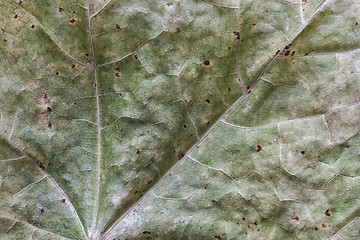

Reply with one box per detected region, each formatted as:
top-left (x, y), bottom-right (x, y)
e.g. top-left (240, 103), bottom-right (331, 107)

top-left (254, 222), bottom-right (258, 225)
top-left (14, 15), bottom-right (18, 19)
top-left (301, 150), bottom-right (305, 155)
top-left (136, 150), bottom-right (140, 154)
top-left (31, 25), bottom-right (35, 29)
top-left (203, 60), bottom-right (210, 66)
top-left (242, 217), bottom-right (246, 221)
top-left (47, 107), bottom-right (52, 112)
top-left (56, 71), bottom-right (60, 76)
top-left (72, 64), bottom-right (75, 68)
top-left (205, 99), bottom-right (211, 104)
top-left (48, 123), bottom-right (52, 128)
top-left (115, 24), bottom-right (120, 29)
top-left (183, 125), bottom-right (187, 128)
top-left (315, 227), bottom-right (318, 231)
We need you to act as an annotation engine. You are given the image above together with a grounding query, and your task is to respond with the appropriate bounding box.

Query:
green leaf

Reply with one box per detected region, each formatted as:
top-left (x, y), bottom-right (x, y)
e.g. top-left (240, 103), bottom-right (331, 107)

top-left (0, 0), bottom-right (359, 239)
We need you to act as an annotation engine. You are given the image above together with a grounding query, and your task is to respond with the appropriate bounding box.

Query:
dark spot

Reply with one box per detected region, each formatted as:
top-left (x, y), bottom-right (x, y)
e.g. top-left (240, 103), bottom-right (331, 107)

top-left (205, 99), bottom-right (211, 104)
top-left (254, 222), bottom-right (258, 225)
top-left (142, 231), bottom-right (151, 235)
top-left (43, 94), bottom-right (48, 99)
top-left (322, 224), bottom-right (327, 228)
top-left (356, 22), bottom-right (358, 26)
top-left (228, 88), bottom-right (231, 92)
top-left (134, 191), bottom-right (138, 194)
top-left (324, 209), bottom-right (331, 217)
top-left (40, 208), bottom-right (45, 213)
top-left (233, 31), bottom-right (240, 39)
top-left (242, 217), bottom-right (246, 221)
top-left (290, 216), bottom-right (299, 221)
top-left (228, 46), bottom-right (231, 50)
top-left (176, 27), bottom-right (181, 32)
top-left (245, 85), bottom-right (251, 92)
top-left (136, 150), bottom-right (140, 154)
top-left (14, 15), bottom-right (18, 19)
top-left (115, 73), bottom-right (120, 77)
top-left (85, 53), bottom-right (89, 57)
top-left (48, 122), bottom-right (52, 128)
top-left (211, 199), bottom-right (216, 203)
top-left (3, 38), bottom-right (7, 42)
top-left (18, 1), bottom-right (22, 5)
top-left (69, 18), bottom-right (76, 24)
top-left (183, 125), bottom-right (187, 128)
top-left (115, 24), bottom-right (120, 29)
top-left (39, 162), bottom-right (46, 169)
top-left (47, 107), bottom-right (52, 112)
top-left (203, 60), bottom-right (210, 66)
top-left (214, 234), bottom-right (222, 240)
top-left (134, 53), bottom-right (138, 59)
top-left (206, 121), bottom-right (210, 124)
top-left (59, 8), bottom-right (64, 12)
top-left (291, 51), bottom-right (295, 56)
top-left (285, 45), bottom-right (290, 49)
top-left (60, 199), bottom-right (66, 203)
top-left (251, 23), bottom-right (256, 27)
top-left (301, 150), bottom-right (305, 155)
top-left (31, 25), bottom-right (35, 29)
top-left (166, 2), bottom-right (173, 6)
top-left (257, 229), bottom-right (260, 231)
top-left (178, 153), bottom-right (184, 160)
top-left (147, 180), bottom-right (152, 185)
top-left (256, 144), bottom-right (262, 152)
top-left (305, 53), bottom-right (308, 56)
top-left (315, 227), bottom-right (318, 231)
top-left (275, 50), bottom-right (280, 55)
top-left (56, 71), bottom-right (60, 76)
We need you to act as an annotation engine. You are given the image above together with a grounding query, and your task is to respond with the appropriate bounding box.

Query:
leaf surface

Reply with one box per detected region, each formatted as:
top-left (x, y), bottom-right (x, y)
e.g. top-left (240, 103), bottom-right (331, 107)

top-left (0, 0), bottom-right (359, 239)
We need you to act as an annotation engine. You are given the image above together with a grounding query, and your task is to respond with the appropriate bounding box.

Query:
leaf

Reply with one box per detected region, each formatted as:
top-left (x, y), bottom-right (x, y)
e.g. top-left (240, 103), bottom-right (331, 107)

top-left (0, 0), bottom-right (359, 239)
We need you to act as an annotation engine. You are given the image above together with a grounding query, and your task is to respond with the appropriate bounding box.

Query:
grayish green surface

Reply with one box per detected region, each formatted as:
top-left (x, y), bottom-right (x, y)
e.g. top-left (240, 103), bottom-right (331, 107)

top-left (0, 0), bottom-right (359, 239)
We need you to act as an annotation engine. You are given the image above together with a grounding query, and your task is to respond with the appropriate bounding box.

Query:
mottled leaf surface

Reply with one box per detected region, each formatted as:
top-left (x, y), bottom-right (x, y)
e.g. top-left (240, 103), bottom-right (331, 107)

top-left (0, 0), bottom-right (359, 239)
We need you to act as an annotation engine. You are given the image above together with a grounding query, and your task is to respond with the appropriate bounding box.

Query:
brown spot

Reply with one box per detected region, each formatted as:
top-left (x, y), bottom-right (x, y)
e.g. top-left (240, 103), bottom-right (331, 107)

top-left (18, 1), bottom-right (22, 5)
top-left (69, 18), bottom-right (80, 24)
top-left (47, 107), bottom-right (52, 112)
top-left (176, 27), bottom-right (182, 32)
top-left (251, 23), bottom-right (256, 27)
top-left (14, 15), bottom-right (18, 19)
top-left (324, 209), bottom-right (331, 217)
top-left (346, 187), bottom-right (351, 191)
top-left (39, 162), bottom-right (46, 169)
top-left (301, 150), bottom-right (305, 155)
top-left (40, 208), bottom-right (45, 213)
top-left (134, 53), bottom-right (138, 59)
top-left (31, 25), bottom-right (35, 29)
top-left (290, 216), bottom-right (299, 221)
top-left (205, 99), bottom-right (211, 104)
top-left (115, 72), bottom-right (120, 77)
top-left (56, 71), bottom-right (60, 76)
top-left (322, 224), bottom-right (327, 228)
top-left (3, 38), bottom-right (7, 42)
top-left (245, 85), bottom-right (251, 92)
top-left (143, 231), bottom-right (151, 235)
top-left (59, 8), bottom-right (64, 12)
top-left (60, 199), bottom-right (66, 203)
top-left (214, 234), bottom-right (222, 240)
top-left (256, 144), bottom-right (262, 152)
top-left (115, 24), bottom-right (120, 29)
top-left (233, 31), bottom-right (240, 39)
top-left (291, 51), bottom-right (295, 56)
top-left (315, 227), bottom-right (318, 231)
top-left (242, 217), bottom-right (246, 221)
top-left (203, 60), bottom-right (210, 66)
top-left (178, 153), bottom-right (184, 160)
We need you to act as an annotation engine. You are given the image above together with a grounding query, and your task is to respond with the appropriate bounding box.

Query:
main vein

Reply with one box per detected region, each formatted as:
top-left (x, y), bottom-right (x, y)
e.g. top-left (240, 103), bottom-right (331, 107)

top-left (87, 1), bottom-right (102, 239)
